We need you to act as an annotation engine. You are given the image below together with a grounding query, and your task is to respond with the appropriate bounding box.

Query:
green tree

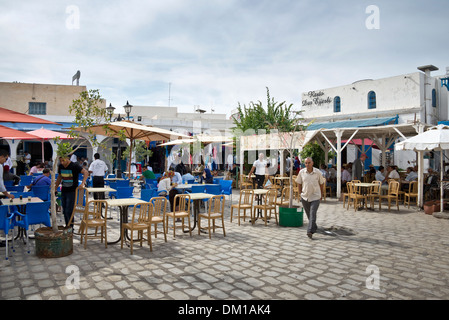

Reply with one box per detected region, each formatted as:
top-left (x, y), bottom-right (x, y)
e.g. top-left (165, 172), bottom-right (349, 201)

top-left (49, 89), bottom-right (111, 233)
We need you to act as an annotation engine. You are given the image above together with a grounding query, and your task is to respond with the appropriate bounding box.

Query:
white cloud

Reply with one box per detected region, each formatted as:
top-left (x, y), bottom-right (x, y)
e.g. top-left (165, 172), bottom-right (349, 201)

top-left (0, 0), bottom-right (448, 116)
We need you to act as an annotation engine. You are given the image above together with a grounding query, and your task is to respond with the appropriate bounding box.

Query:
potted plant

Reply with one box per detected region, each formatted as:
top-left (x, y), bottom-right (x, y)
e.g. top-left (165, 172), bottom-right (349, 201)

top-left (35, 89), bottom-right (114, 258)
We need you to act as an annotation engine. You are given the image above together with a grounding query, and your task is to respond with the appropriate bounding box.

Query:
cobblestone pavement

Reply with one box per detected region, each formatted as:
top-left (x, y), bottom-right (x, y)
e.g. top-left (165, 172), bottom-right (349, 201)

top-left (2, 191), bottom-right (449, 301)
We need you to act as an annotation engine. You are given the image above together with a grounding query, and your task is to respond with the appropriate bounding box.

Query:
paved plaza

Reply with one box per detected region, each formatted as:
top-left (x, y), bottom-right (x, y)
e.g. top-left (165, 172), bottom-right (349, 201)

top-left (1, 190), bottom-right (449, 301)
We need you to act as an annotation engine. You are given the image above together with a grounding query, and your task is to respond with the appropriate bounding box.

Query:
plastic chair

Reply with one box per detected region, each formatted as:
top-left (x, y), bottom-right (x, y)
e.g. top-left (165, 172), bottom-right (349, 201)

top-left (219, 180), bottom-right (233, 206)
top-left (12, 201), bottom-right (51, 254)
top-left (146, 179), bottom-right (158, 188)
top-left (32, 185), bottom-right (50, 201)
top-left (6, 186), bottom-right (24, 192)
top-left (114, 186), bottom-right (134, 199)
top-left (141, 188), bottom-right (156, 202)
top-left (116, 180), bottom-right (130, 188)
top-left (108, 181), bottom-right (118, 198)
top-left (187, 179), bottom-right (195, 184)
top-left (4, 181), bottom-right (14, 187)
top-left (205, 185), bottom-right (222, 195)
top-left (0, 206), bottom-right (15, 260)
top-left (19, 175), bottom-right (33, 186)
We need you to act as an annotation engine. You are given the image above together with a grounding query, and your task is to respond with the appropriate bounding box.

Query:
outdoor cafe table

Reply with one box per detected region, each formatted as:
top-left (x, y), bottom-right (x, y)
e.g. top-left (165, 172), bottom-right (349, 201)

top-left (84, 187), bottom-right (116, 199)
top-left (352, 182), bottom-right (377, 210)
top-left (252, 189), bottom-right (269, 223)
top-left (185, 192), bottom-right (213, 233)
top-left (275, 176), bottom-right (290, 188)
top-left (105, 198), bottom-right (146, 245)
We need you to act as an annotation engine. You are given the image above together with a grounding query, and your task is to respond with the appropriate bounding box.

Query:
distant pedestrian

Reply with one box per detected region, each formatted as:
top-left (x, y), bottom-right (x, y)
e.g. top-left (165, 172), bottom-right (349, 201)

top-left (296, 157), bottom-right (325, 240)
top-left (88, 153), bottom-right (108, 200)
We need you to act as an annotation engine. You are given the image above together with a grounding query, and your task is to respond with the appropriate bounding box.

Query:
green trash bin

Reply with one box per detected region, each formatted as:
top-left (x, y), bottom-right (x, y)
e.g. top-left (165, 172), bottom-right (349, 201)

top-left (279, 206), bottom-right (303, 227)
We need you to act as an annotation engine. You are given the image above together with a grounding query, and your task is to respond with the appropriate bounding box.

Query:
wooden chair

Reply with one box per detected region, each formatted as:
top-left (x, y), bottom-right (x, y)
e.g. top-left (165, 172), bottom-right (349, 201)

top-left (267, 176), bottom-right (282, 194)
top-left (80, 200), bottom-right (108, 249)
top-left (367, 181), bottom-right (382, 210)
top-left (198, 195), bottom-right (226, 239)
top-left (325, 180), bottom-right (332, 199)
top-left (67, 186), bottom-right (87, 235)
top-left (276, 187), bottom-right (291, 207)
top-left (404, 181), bottom-right (418, 208)
top-left (230, 189), bottom-right (254, 226)
top-left (380, 180), bottom-right (400, 211)
top-left (121, 202), bottom-right (152, 254)
top-left (239, 174), bottom-right (253, 190)
top-left (342, 182), bottom-right (351, 208)
top-left (149, 196), bottom-right (168, 242)
top-left (165, 194), bottom-right (191, 237)
top-left (253, 189), bottom-right (278, 226)
top-left (348, 182), bottom-right (367, 211)
top-left (292, 176), bottom-right (300, 201)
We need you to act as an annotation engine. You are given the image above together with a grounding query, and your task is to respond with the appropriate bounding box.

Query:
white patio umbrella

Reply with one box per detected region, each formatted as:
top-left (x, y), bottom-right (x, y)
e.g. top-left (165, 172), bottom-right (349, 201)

top-left (395, 124), bottom-right (449, 212)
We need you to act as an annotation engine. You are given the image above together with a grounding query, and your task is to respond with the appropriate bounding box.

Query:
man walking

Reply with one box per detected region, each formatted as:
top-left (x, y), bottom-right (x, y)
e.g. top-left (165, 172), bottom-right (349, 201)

top-left (296, 157), bottom-right (325, 240)
top-left (88, 153), bottom-right (108, 200)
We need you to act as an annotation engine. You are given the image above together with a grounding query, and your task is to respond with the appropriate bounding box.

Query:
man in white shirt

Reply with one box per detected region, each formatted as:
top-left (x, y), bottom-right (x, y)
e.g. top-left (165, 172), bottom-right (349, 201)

top-left (70, 153), bottom-right (78, 163)
top-left (296, 157), bottom-right (325, 240)
top-left (88, 153), bottom-right (108, 200)
top-left (249, 153), bottom-right (268, 189)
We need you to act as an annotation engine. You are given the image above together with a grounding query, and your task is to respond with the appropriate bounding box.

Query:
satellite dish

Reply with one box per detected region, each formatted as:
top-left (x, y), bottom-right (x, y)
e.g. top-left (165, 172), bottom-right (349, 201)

top-left (72, 70), bottom-right (81, 85)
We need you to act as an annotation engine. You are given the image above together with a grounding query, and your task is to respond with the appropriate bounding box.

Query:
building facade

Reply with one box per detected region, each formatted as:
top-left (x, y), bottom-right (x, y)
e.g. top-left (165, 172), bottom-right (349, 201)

top-left (300, 65), bottom-right (449, 170)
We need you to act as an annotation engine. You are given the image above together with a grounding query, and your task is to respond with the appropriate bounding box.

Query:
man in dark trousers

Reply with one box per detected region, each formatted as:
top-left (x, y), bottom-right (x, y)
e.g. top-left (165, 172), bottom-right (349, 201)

top-left (55, 155), bottom-right (89, 229)
top-left (296, 157), bottom-right (325, 240)
top-left (88, 153), bottom-right (108, 200)
top-left (352, 153), bottom-right (367, 181)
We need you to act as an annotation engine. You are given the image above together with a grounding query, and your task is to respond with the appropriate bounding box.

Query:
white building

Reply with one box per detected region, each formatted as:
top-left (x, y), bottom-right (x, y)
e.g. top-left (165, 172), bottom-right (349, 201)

top-left (300, 65), bottom-right (449, 170)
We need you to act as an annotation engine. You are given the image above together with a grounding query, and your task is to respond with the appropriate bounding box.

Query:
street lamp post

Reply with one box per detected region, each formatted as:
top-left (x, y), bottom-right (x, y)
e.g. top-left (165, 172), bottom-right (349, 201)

top-left (106, 102), bottom-right (132, 178)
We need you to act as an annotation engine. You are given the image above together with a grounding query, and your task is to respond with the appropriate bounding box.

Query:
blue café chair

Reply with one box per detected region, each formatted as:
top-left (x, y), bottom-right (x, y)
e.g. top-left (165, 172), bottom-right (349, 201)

top-left (12, 201), bottom-right (51, 254)
top-left (19, 175), bottom-right (33, 186)
top-left (219, 180), bottom-right (233, 207)
top-left (6, 185), bottom-right (24, 193)
top-left (4, 180), bottom-right (14, 187)
top-left (0, 205), bottom-right (15, 260)
top-left (116, 179), bottom-right (131, 188)
top-left (141, 188), bottom-right (156, 202)
top-left (32, 185), bottom-right (50, 201)
top-left (114, 186), bottom-right (134, 199)
top-left (203, 184), bottom-right (222, 208)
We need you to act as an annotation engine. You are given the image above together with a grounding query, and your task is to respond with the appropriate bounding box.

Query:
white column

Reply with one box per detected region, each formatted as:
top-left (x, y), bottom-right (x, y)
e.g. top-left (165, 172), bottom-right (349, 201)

top-left (336, 130), bottom-right (343, 199)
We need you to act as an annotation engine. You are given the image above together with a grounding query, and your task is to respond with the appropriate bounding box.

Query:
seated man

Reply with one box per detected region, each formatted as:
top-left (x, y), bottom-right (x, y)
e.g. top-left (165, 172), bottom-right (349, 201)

top-left (181, 168), bottom-right (195, 184)
top-left (423, 168), bottom-right (439, 200)
top-left (27, 168), bottom-right (51, 189)
top-left (139, 166), bottom-right (156, 187)
top-left (401, 167), bottom-right (418, 191)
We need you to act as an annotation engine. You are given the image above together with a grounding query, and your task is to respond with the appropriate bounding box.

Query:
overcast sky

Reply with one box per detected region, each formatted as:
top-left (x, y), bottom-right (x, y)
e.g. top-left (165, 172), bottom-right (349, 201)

top-left (1, 0), bottom-right (448, 116)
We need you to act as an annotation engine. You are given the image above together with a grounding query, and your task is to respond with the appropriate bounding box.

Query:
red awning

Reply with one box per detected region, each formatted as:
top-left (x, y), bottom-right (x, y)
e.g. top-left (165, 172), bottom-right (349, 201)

top-left (0, 124), bottom-right (40, 140)
top-left (27, 127), bottom-right (70, 140)
top-left (342, 138), bottom-right (379, 149)
top-left (0, 107), bottom-right (60, 125)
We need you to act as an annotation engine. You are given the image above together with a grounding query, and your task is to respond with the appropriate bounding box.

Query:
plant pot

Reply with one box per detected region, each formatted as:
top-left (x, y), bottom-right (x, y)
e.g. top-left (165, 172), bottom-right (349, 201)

top-left (279, 205), bottom-right (303, 227)
top-left (35, 226), bottom-right (73, 258)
